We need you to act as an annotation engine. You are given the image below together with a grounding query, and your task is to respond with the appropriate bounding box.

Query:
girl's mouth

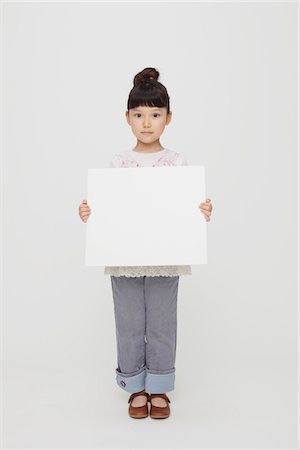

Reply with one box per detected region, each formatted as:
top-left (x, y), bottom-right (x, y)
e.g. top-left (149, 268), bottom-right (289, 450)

top-left (141, 132), bottom-right (153, 135)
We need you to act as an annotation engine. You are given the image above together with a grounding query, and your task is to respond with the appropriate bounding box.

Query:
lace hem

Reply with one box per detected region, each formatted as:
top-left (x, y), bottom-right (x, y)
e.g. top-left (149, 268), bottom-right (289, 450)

top-left (104, 265), bottom-right (192, 277)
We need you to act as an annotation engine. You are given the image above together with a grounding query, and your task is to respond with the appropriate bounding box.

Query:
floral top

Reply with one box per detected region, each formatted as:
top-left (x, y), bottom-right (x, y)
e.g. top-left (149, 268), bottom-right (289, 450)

top-left (104, 147), bottom-right (192, 277)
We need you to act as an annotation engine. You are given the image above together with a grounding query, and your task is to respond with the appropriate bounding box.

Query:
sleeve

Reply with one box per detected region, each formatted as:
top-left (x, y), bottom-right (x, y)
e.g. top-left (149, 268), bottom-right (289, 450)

top-left (109, 154), bottom-right (122, 168)
top-left (176, 153), bottom-right (189, 166)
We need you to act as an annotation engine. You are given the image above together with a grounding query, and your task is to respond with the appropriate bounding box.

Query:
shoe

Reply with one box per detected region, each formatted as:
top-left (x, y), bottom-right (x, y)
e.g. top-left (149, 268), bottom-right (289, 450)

top-left (128, 389), bottom-right (150, 419)
top-left (148, 393), bottom-right (171, 419)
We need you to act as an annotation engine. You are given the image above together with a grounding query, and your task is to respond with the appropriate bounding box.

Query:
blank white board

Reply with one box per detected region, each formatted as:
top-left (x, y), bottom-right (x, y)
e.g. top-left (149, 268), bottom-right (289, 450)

top-left (85, 165), bottom-right (206, 266)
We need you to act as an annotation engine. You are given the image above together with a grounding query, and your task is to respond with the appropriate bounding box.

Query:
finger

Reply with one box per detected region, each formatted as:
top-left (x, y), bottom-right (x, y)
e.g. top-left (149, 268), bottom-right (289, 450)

top-left (199, 203), bottom-right (212, 211)
top-left (199, 199), bottom-right (211, 205)
top-left (200, 209), bottom-right (211, 218)
top-left (82, 199), bottom-right (87, 204)
top-left (199, 209), bottom-right (207, 217)
top-left (199, 205), bottom-right (210, 211)
top-left (198, 201), bottom-right (210, 207)
top-left (206, 199), bottom-right (213, 210)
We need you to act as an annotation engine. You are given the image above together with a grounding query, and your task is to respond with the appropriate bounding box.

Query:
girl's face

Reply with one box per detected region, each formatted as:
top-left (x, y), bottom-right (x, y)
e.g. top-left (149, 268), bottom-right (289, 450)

top-left (126, 106), bottom-right (172, 144)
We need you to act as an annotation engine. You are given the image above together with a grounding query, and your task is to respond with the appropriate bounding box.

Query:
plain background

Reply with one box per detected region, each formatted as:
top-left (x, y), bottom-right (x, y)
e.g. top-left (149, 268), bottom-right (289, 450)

top-left (1, 1), bottom-right (298, 449)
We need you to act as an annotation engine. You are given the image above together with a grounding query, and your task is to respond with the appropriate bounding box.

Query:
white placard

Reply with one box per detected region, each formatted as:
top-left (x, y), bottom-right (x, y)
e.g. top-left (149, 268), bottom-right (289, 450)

top-left (85, 166), bottom-right (206, 266)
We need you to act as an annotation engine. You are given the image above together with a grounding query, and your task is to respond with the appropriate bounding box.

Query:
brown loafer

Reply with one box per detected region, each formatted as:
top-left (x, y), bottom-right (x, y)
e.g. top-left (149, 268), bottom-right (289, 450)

top-left (148, 393), bottom-right (171, 419)
top-left (128, 389), bottom-right (150, 419)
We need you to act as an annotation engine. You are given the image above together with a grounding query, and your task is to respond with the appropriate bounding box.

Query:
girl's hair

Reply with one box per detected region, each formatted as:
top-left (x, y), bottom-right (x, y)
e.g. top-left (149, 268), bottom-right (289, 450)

top-left (127, 67), bottom-right (170, 114)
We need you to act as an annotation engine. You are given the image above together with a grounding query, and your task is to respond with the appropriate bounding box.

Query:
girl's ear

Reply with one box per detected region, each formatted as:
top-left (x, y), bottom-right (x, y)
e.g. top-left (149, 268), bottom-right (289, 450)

top-left (125, 110), bottom-right (130, 125)
top-left (166, 111), bottom-right (172, 125)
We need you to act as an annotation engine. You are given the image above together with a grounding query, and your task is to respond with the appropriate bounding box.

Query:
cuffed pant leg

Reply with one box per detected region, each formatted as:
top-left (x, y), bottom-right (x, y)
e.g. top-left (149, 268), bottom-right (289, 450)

top-left (116, 364), bottom-right (147, 393)
top-left (144, 276), bottom-right (179, 394)
top-left (111, 276), bottom-right (146, 393)
top-left (145, 368), bottom-right (175, 393)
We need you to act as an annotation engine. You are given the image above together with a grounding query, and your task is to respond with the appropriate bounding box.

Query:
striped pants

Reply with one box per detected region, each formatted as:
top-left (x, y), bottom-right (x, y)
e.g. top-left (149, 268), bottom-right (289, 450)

top-left (110, 275), bottom-right (179, 394)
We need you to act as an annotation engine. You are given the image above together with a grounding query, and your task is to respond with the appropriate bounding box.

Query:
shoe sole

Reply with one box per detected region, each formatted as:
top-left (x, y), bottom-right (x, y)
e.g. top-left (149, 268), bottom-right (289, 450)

top-left (129, 413), bottom-right (148, 419)
top-left (150, 414), bottom-right (170, 419)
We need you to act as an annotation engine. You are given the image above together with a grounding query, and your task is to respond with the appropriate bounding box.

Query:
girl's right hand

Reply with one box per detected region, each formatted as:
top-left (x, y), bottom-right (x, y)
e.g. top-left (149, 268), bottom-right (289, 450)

top-left (79, 199), bottom-right (92, 223)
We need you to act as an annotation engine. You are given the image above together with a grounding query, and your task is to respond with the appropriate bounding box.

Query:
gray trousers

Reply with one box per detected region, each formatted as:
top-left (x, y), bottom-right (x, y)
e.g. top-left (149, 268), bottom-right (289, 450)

top-left (110, 275), bottom-right (179, 394)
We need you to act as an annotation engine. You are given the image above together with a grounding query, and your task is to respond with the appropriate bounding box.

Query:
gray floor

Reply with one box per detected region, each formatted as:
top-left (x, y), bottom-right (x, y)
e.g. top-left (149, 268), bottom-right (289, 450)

top-left (3, 361), bottom-right (297, 449)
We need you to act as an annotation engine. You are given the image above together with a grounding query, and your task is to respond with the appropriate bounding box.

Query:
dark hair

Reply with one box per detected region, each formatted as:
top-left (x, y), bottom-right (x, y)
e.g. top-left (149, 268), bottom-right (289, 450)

top-left (127, 67), bottom-right (170, 114)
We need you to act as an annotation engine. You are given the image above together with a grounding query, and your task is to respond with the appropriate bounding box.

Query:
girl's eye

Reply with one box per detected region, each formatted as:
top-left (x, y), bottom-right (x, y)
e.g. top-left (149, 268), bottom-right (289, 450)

top-left (134, 113), bottom-right (160, 118)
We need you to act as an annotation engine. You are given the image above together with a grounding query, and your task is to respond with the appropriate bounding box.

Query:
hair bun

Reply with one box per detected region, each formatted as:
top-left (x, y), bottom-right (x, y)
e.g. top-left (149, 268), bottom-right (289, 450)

top-left (134, 68), bottom-right (159, 86)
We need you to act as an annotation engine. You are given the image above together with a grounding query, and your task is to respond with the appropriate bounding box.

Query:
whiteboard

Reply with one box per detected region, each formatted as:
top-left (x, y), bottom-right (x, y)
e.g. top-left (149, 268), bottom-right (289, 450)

top-left (85, 165), bottom-right (207, 266)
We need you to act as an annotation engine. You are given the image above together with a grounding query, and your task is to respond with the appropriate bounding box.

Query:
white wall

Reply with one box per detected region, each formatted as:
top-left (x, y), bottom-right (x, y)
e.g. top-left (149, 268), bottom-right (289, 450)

top-left (1, 1), bottom-right (298, 448)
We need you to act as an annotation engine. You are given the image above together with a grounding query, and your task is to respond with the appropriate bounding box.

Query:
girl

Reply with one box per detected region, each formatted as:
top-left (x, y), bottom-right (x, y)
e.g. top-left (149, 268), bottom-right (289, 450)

top-left (79, 67), bottom-right (213, 419)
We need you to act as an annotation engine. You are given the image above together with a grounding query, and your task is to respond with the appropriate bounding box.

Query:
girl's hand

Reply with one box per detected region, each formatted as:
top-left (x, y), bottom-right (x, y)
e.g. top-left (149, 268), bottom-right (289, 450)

top-left (79, 199), bottom-right (92, 223)
top-left (198, 198), bottom-right (213, 222)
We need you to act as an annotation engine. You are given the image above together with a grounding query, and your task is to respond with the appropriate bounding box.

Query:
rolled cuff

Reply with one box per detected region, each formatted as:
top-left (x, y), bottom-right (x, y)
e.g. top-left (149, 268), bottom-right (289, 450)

top-left (115, 366), bottom-right (176, 394)
top-left (115, 365), bottom-right (146, 393)
top-left (145, 370), bottom-right (175, 393)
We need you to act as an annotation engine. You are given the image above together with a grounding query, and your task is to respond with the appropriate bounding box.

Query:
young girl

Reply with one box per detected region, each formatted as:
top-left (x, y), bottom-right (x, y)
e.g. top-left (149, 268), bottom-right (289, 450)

top-left (79, 67), bottom-right (213, 419)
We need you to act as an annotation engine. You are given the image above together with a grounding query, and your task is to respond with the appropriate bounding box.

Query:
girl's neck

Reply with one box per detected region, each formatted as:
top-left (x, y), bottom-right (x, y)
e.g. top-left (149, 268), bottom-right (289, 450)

top-left (132, 140), bottom-right (165, 153)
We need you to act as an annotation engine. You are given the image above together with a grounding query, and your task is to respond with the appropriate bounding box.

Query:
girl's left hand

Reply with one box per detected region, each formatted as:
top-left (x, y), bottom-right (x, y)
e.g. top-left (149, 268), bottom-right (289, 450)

top-left (198, 198), bottom-right (213, 222)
